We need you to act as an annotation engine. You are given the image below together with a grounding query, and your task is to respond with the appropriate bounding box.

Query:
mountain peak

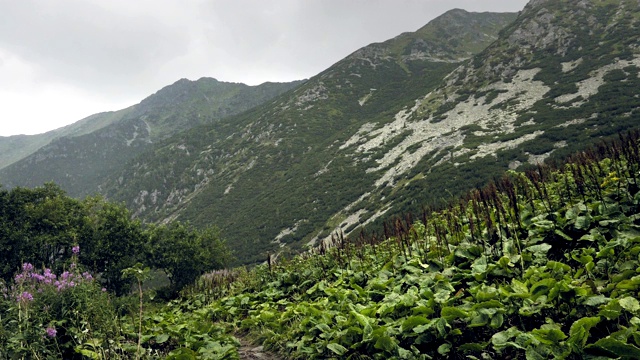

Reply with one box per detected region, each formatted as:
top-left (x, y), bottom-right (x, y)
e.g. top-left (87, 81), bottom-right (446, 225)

top-left (6, 2), bottom-right (640, 268)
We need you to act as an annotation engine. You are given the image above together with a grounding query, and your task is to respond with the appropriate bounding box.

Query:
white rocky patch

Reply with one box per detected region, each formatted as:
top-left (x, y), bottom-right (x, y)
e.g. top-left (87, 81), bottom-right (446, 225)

top-left (555, 56), bottom-right (640, 106)
top-left (528, 151), bottom-right (553, 165)
top-left (126, 130), bottom-right (139, 146)
top-left (175, 144), bottom-right (190, 155)
top-left (561, 58), bottom-right (583, 72)
top-left (314, 160), bottom-right (333, 177)
top-left (556, 118), bottom-right (587, 128)
top-left (471, 131), bottom-right (544, 160)
top-left (346, 68), bottom-right (550, 187)
top-left (273, 220), bottom-right (306, 248)
top-left (358, 89), bottom-right (376, 106)
top-left (294, 83), bottom-right (328, 107)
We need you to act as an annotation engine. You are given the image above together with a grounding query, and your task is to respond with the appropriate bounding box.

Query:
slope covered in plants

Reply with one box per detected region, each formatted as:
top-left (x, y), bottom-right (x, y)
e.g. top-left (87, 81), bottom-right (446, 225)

top-left (99, 0), bottom-right (640, 268)
top-left (188, 131), bottom-right (640, 359)
top-left (3, 129), bottom-right (640, 358)
top-left (99, 10), bottom-right (518, 265)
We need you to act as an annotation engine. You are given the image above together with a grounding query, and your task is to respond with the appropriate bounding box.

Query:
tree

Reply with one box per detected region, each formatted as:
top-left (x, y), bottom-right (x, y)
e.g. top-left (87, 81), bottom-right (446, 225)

top-left (146, 222), bottom-right (230, 294)
top-left (0, 183), bottom-right (84, 281)
top-left (81, 196), bottom-right (145, 295)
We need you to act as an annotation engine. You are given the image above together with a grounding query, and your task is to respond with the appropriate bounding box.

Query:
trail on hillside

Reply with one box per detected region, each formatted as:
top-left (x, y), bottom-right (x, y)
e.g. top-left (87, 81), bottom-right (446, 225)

top-left (236, 334), bottom-right (283, 360)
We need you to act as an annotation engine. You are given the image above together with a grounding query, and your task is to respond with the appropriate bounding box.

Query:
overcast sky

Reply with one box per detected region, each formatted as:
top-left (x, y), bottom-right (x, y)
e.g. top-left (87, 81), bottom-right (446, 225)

top-left (0, 0), bottom-right (529, 136)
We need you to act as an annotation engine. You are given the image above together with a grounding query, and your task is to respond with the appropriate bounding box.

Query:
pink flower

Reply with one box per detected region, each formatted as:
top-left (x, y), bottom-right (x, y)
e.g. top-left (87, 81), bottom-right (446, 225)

top-left (17, 291), bottom-right (33, 303)
top-left (22, 263), bottom-right (34, 272)
top-left (72, 246), bottom-right (80, 254)
top-left (44, 268), bottom-right (56, 278)
top-left (45, 327), bottom-right (57, 338)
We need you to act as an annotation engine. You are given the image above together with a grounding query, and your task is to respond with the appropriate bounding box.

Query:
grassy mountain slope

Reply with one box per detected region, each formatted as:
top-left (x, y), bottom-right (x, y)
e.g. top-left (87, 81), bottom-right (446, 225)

top-left (100, 9), bottom-right (518, 264)
top-left (194, 131), bottom-right (640, 359)
top-left (120, 0), bottom-right (640, 267)
top-left (0, 107), bottom-right (135, 170)
top-left (0, 79), bottom-right (301, 197)
top-left (351, 0), bottom-right (640, 226)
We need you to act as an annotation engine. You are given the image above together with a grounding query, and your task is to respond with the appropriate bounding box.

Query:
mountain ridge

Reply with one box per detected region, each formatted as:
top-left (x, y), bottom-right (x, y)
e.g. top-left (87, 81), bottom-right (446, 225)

top-left (0, 78), bottom-right (302, 196)
top-left (4, 1), bottom-right (640, 267)
top-left (96, 9), bottom-right (520, 264)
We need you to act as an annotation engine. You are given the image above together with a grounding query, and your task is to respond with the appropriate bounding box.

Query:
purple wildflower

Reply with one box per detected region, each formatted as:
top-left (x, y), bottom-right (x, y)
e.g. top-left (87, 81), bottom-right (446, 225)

top-left (72, 246), bottom-right (80, 255)
top-left (22, 263), bottom-right (34, 272)
top-left (14, 273), bottom-right (25, 283)
top-left (17, 291), bottom-right (33, 303)
top-left (45, 327), bottom-right (57, 338)
top-left (43, 268), bottom-right (55, 278)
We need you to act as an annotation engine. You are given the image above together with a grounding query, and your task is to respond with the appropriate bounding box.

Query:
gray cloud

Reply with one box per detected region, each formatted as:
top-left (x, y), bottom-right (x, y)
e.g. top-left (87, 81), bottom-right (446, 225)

top-left (0, 1), bottom-right (189, 96)
top-left (0, 0), bottom-right (529, 135)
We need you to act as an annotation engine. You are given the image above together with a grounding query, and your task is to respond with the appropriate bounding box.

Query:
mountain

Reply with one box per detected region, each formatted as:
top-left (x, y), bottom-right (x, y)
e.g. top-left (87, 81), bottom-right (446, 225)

top-left (6, 0), bottom-right (640, 268)
top-left (0, 78), bottom-right (301, 196)
top-left (97, 9), bottom-right (519, 264)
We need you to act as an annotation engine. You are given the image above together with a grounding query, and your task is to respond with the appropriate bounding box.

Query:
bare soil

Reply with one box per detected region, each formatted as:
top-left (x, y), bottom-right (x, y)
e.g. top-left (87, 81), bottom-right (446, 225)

top-left (236, 334), bottom-right (283, 360)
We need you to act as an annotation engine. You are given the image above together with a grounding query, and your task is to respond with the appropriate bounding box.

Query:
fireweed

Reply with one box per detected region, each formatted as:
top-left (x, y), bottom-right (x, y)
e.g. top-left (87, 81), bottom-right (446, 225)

top-left (0, 246), bottom-right (121, 358)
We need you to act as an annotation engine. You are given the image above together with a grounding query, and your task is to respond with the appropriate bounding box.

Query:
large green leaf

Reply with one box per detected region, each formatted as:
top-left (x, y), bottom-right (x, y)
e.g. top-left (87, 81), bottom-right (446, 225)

top-left (582, 295), bottom-right (610, 306)
top-left (491, 327), bottom-right (523, 351)
top-left (619, 296), bottom-right (640, 313)
top-left (568, 316), bottom-right (600, 349)
top-left (437, 343), bottom-right (452, 355)
top-left (373, 328), bottom-right (397, 353)
top-left (401, 316), bottom-right (430, 333)
top-left (441, 307), bottom-right (469, 322)
top-left (530, 279), bottom-right (555, 298)
top-left (588, 337), bottom-right (640, 359)
top-left (546, 260), bottom-right (571, 273)
top-left (155, 333), bottom-right (170, 344)
top-left (532, 324), bottom-right (567, 344)
top-left (327, 343), bottom-right (348, 356)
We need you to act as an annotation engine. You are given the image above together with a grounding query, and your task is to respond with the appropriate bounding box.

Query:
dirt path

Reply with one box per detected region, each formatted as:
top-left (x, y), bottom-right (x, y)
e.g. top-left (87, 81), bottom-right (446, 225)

top-left (236, 334), bottom-right (283, 360)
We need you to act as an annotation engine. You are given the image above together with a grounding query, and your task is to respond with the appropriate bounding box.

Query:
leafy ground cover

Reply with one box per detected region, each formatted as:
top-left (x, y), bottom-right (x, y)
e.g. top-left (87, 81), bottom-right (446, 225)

top-left (3, 130), bottom-right (640, 359)
top-left (189, 131), bottom-right (640, 359)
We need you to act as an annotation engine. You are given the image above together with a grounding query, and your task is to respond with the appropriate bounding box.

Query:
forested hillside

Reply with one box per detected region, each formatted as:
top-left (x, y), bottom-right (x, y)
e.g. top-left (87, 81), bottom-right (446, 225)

top-left (99, 9), bottom-right (519, 265)
top-left (96, 0), bottom-right (640, 267)
top-left (4, 129), bottom-right (640, 358)
top-left (0, 78), bottom-right (301, 197)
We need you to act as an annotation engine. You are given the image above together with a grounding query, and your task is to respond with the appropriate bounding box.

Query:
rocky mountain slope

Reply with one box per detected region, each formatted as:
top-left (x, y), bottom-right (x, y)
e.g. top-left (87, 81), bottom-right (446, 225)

top-left (6, 0), bottom-right (640, 267)
top-left (98, 9), bottom-right (519, 264)
top-left (0, 78), bottom-right (301, 196)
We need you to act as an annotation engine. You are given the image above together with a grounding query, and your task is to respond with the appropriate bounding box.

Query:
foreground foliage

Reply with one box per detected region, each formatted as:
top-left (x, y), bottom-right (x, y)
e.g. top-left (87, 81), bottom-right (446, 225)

top-left (195, 132), bottom-right (640, 359)
top-left (0, 255), bottom-right (239, 359)
top-left (4, 130), bottom-right (640, 358)
top-left (0, 185), bottom-right (230, 295)
top-left (0, 184), bottom-right (233, 357)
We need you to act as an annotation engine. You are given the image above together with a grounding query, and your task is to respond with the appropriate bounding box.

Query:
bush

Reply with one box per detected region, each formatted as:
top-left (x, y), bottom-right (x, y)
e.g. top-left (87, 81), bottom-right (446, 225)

top-left (0, 250), bottom-right (122, 359)
top-left (146, 223), bottom-right (231, 296)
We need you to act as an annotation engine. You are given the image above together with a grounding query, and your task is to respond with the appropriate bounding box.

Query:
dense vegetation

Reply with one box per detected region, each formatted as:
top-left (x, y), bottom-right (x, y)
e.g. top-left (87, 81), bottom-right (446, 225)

top-left (0, 183), bottom-right (230, 295)
top-left (2, 2), bottom-right (640, 357)
top-left (0, 78), bottom-right (302, 198)
top-left (3, 129), bottom-right (640, 358)
top-left (189, 131), bottom-right (640, 359)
